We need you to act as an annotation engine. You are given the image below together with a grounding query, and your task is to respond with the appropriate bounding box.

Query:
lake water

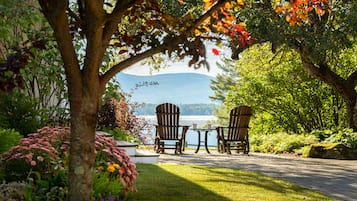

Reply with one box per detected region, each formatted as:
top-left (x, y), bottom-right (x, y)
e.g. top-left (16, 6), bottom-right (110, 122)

top-left (139, 115), bottom-right (218, 148)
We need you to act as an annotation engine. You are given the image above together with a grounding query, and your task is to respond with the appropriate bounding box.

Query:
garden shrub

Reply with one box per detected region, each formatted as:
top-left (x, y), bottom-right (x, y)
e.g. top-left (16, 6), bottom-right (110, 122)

top-left (250, 132), bottom-right (319, 154)
top-left (0, 126), bottom-right (138, 200)
top-left (98, 98), bottom-right (152, 144)
top-left (93, 171), bottom-right (123, 200)
top-left (0, 91), bottom-right (43, 136)
top-left (102, 127), bottom-right (141, 144)
top-left (324, 129), bottom-right (357, 149)
top-left (0, 128), bottom-right (22, 154)
top-left (310, 129), bottom-right (333, 141)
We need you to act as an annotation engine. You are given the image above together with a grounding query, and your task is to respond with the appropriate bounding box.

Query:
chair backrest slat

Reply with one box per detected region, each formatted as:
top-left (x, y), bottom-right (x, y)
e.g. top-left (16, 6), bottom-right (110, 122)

top-left (227, 105), bottom-right (252, 141)
top-left (156, 103), bottom-right (180, 140)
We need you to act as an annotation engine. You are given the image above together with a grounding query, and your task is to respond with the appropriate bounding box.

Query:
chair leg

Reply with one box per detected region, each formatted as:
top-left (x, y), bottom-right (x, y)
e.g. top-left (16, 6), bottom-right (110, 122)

top-left (245, 142), bottom-right (249, 154)
top-left (227, 143), bottom-right (232, 154)
top-left (182, 138), bottom-right (186, 152)
top-left (154, 138), bottom-right (160, 153)
top-left (219, 143), bottom-right (225, 154)
top-left (217, 138), bottom-right (221, 153)
top-left (159, 141), bottom-right (165, 153)
top-left (175, 141), bottom-right (182, 154)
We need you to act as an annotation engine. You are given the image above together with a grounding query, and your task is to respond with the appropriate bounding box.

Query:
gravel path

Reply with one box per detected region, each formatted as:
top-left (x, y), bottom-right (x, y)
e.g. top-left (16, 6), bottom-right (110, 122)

top-left (157, 150), bottom-right (357, 201)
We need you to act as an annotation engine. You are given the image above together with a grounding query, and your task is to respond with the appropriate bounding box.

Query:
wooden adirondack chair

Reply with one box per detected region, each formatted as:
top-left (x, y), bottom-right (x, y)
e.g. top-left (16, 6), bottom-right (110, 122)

top-left (216, 105), bottom-right (252, 154)
top-left (154, 103), bottom-right (189, 154)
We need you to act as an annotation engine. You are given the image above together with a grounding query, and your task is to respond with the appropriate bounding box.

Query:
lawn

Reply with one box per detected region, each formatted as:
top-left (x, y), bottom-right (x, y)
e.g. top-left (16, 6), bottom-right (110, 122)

top-left (126, 164), bottom-right (333, 201)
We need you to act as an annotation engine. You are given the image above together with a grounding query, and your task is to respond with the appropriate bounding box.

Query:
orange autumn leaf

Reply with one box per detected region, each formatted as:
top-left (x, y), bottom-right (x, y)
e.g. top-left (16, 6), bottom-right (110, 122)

top-left (204, 0), bottom-right (213, 11)
top-left (275, 0), bottom-right (331, 26)
top-left (224, 2), bottom-right (233, 9)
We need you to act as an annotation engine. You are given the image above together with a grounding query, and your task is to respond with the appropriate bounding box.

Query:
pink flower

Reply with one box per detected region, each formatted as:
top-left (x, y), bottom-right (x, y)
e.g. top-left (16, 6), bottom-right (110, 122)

top-left (30, 160), bottom-right (37, 166)
top-left (37, 156), bottom-right (44, 162)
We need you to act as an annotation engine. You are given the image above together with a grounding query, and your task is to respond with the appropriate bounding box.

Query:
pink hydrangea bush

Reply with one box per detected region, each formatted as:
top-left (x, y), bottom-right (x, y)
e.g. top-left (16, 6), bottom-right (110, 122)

top-left (94, 134), bottom-right (138, 194)
top-left (0, 126), bottom-right (138, 195)
top-left (1, 127), bottom-right (70, 181)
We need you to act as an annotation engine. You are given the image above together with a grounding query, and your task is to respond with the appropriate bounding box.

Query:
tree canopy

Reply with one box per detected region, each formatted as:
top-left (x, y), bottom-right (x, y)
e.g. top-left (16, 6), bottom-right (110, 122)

top-left (35, 1), bottom-right (245, 200)
top-left (225, 0), bottom-right (357, 129)
top-left (214, 43), bottom-right (352, 133)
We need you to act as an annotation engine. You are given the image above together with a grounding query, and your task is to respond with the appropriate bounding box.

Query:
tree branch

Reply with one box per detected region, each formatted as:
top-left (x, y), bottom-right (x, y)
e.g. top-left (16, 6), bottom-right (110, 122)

top-left (38, 0), bottom-right (81, 92)
top-left (100, 46), bottom-right (164, 88)
top-left (100, 0), bottom-right (231, 88)
top-left (102, 0), bottom-right (144, 44)
top-left (300, 52), bottom-right (356, 101)
top-left (187, 0), bottom-right (231, 34)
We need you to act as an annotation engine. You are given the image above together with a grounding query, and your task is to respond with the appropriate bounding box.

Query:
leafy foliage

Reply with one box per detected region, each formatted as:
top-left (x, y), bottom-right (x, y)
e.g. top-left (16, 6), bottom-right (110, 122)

top-left (250, 132), bottom-right (319, 154)
top-left (0, 0), bottom-right (69, 126)
top-left (234, 0), bottom-right (357, 130)
top-left (102, 127), bottom-right (141, 144)
top-left (214, 43), bottom-right (346, 133)
top-left (93, 171), bottom-right (122, 200)
top-left (0, 0), bottom-right (49, 92)
top-left (250, 128), bottom-right (357, 155)
top-left (0, 126), bottom-right (138, 199)
top-left (98, 98), bottom-right (152, 144)
top-left (0, 128), bottom-right (22, 154)
top-left (209, 58), bottom-right (239, 102)
top-left (324, 129), bottom-right (357, 149)
top-left (0, 91), bottom-right (44, 136)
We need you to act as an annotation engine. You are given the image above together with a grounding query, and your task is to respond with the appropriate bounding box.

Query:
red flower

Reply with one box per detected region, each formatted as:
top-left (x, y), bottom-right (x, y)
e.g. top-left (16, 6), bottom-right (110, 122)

top-left (212, 48), bottom-right (220, 55)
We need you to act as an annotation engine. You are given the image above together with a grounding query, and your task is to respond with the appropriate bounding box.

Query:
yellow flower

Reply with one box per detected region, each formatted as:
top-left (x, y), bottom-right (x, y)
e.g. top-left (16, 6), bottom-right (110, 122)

top-left (97, 166), bottom-right (104, 171)
top-left (113, 163), bottom-right (120, 169)
top-left (107, 165), bottom-right (115, 173)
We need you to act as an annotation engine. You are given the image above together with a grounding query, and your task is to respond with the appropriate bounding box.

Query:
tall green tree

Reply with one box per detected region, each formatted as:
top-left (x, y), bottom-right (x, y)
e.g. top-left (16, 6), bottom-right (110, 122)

top-left (210, 58), bottom-right (239, 102)
top-left (232, 0), bottom-right (357, 129)
top-left (221, 43), bottom-right (348, 133)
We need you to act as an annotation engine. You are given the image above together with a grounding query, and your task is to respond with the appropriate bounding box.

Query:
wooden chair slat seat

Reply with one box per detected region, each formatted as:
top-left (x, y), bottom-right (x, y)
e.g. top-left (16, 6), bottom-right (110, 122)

top-left (216, 105), bottom-right (252, 154)
top-left (154, 103), bottom-right (189, 154)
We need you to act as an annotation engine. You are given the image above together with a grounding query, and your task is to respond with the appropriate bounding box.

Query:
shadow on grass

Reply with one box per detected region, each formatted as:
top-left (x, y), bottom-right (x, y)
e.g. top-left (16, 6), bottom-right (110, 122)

top-left (126, 164), bottom-right (333, 201)
top-left (127, 164), bottom-right (230, 201)
top-left (190, 166), bottom-right (329, 200)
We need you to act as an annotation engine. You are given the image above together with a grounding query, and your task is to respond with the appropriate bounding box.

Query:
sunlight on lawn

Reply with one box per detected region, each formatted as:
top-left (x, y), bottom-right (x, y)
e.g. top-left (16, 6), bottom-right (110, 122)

top-left (128, 164), bottom-right (333, 201)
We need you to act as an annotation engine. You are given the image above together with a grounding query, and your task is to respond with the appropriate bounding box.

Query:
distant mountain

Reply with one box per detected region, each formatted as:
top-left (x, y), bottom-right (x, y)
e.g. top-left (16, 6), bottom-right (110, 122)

top-left (115, 73), bottom-right (215, 104)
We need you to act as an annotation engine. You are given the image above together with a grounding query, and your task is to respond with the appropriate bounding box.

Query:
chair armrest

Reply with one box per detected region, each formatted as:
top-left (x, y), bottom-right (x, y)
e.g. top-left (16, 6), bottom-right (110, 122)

top-left (180, 125), bottom-right (189, 136)
top-left (216, 126), bottom-right (229, 140)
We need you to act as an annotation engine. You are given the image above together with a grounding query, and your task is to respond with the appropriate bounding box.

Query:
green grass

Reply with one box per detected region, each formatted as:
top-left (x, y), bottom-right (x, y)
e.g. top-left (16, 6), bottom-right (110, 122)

top-left (127, 164), bottom-right (334, 201)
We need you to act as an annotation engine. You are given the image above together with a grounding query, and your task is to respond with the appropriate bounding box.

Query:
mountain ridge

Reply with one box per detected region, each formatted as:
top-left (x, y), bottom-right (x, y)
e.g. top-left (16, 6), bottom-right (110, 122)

top-left (115, 73), bottom-right (215, 104)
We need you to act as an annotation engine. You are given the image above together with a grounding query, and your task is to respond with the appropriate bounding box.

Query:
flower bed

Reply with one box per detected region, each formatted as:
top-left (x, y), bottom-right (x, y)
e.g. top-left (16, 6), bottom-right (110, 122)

top-left (0, 126), bottom-right (138, 200)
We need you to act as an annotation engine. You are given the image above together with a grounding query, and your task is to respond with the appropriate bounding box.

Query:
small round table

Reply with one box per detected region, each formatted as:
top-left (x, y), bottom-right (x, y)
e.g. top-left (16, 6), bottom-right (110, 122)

top-left (192, 128), bottom-right (216, 154)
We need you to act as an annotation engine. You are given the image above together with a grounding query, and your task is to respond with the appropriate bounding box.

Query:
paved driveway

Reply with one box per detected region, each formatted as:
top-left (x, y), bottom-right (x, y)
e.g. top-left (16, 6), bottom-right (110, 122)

top-left (158, 150), bottom-right (357, 201)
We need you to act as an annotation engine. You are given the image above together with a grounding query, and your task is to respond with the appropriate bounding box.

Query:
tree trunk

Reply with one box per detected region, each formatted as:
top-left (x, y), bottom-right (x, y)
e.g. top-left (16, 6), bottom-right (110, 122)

top-left (68, 92), bottom-right (99, 201)
top-left (299, 51), bottom-right (357, 131)
top-left (344, 98), bottom-right (357, 131)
